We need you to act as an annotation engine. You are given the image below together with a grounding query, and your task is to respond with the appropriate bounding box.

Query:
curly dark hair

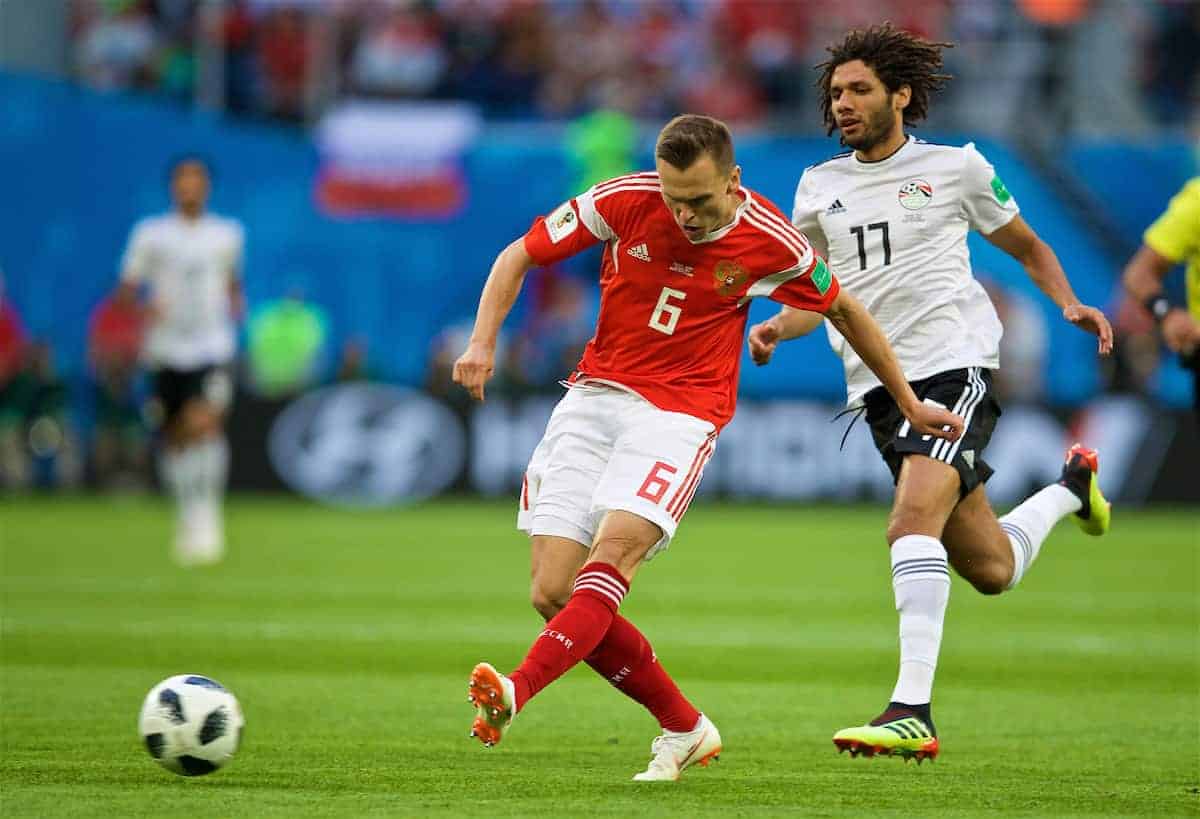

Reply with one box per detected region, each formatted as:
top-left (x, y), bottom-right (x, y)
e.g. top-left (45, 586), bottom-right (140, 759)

top-left (817, 23), bottom-right (953, 135)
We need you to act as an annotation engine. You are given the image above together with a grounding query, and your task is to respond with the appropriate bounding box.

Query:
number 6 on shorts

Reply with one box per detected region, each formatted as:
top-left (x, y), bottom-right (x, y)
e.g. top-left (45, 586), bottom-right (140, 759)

top-left (636, 461), bottom-right (677, 504)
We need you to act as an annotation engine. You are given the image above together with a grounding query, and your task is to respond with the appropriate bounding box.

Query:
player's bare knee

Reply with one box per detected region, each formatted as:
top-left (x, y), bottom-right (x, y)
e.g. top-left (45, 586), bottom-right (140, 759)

top-left (529, 580), bottom-right (569, 621)
top-left (590, 533), bottom-right (650, 578)
top-left (177, 408), bottom-right (207, 442)
top-left (182, 400), bottom-right (223, 439)
top-left (591, 512), bottom-right (661, 577)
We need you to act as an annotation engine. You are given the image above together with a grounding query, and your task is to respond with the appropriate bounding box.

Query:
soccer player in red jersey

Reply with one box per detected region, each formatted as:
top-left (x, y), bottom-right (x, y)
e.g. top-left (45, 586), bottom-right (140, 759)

top-left (452, 115), bottom-right (962, 781)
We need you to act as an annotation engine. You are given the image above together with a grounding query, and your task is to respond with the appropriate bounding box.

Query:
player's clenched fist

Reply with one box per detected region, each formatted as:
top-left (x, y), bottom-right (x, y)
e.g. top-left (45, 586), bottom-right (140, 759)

top-left (747, 320), bottom-right (780, 366)
top-left (453, 342), bottom-right (495, 401)
top-left (903, 401), bottom-right (964, 443)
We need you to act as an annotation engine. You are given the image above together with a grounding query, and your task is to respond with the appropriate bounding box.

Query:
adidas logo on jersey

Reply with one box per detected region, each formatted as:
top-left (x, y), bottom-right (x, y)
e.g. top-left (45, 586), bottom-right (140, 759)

top-left (627, 243), bottom-right (651, 262)
top-left (826, 199), bottom-right (846, 214)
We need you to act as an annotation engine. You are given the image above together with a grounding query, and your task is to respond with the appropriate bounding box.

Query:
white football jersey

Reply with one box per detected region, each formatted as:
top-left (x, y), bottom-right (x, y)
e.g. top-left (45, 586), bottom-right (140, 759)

top-left (121, 212), bottom-right (244, 369)
top-left (792, 136), bottom-right (1019, 405)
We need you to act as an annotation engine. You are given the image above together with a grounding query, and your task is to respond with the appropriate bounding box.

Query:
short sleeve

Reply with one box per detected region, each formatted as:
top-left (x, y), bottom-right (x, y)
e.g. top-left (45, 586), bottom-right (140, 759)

top-left (791, 171), bottom-right (829, 259)
top-left (1144, 178), bottom-right (1200, 264)
top-left (522, 173), bottom-right (659, 267)
top-left (228, 222), bottom-right (245, 277)
top-left (766, 257), bottom-right (840, 313)
top-left (738, 251), bottom-right (840, 314)
top-left (960, 143), bottom-right (1020, 235)
top-left (522, 191), bottom-right (607, 267)
top-left (120, 220), bottom-right (153, 284)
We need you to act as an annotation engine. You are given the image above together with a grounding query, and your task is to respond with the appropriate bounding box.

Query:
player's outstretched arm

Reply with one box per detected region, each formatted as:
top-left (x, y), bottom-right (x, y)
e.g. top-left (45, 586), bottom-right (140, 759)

top-left (453, 238), bottom-right (536, 401)
top-left (825, 291), bottom-right (963, 442)
top-left (748, 307), bottom-right (824, 366)
top-left (985, 215), bottom-right (1114, 355)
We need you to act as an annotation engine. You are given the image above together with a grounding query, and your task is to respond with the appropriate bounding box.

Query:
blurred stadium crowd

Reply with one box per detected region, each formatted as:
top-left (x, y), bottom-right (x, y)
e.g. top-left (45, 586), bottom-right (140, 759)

top-left (71, 0), bottom-right (1197, 130)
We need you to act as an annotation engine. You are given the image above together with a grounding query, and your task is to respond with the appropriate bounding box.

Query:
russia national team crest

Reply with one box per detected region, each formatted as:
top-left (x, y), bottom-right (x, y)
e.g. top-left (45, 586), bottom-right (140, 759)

top-left (898, 179), bottom-right (933, 210)
top-left (714, 260), bottom-right (749, 297)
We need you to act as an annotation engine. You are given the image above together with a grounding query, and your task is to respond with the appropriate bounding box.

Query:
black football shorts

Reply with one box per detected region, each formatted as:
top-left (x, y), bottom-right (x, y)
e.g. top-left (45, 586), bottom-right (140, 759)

top-left (862, 366), bottom-right (1001, 497)
top-left (151, 365), bottom-right (232, 427)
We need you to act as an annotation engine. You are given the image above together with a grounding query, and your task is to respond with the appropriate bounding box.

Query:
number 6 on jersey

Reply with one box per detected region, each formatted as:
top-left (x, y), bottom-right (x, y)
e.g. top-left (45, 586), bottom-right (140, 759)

top-left (649, 287), bottom-right (687, 335)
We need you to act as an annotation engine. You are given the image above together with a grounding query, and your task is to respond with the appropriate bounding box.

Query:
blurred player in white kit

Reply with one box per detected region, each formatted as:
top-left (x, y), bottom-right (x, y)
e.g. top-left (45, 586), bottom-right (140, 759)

top-left (116, 157), bottom-right (244, 565)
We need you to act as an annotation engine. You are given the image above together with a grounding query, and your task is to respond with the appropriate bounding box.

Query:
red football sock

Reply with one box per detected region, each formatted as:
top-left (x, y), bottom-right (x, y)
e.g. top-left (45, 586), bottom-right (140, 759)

top-left (585, 614), bottom-right (701, 733)
top-left (510, 562), bottom-right (628, 711)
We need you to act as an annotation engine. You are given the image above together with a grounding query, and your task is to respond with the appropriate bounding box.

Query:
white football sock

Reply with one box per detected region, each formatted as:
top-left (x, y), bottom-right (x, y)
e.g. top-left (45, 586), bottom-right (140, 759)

top-left (162, 445), bottom-right (207, 515)
top-left (1000, 484), bottom-right (1080, 589)
top-left (159, 448), bottom-right (184, 500)
top-left (889, 535), bottom-right (951, 706)
top-left (197, 436), bottom-right (229, 503)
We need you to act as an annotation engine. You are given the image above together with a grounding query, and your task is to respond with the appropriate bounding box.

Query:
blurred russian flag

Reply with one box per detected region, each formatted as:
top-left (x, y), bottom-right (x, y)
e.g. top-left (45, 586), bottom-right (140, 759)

top-left (315, 101), bottom-right (481, 220)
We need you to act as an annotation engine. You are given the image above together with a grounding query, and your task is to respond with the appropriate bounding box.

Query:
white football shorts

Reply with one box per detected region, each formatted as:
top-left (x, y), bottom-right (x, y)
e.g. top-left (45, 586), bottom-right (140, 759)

top-left (517, 382), bottom-right (718, 560)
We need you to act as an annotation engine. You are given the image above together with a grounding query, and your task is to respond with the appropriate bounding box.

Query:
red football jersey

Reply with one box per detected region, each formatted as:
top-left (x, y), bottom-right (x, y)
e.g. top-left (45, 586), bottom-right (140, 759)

top-left (522, 171), bottom-right (839, 428)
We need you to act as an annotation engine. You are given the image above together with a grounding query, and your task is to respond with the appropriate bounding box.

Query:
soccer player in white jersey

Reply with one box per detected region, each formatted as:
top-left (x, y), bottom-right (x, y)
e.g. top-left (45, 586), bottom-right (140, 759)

top-left (117, 157), bottom-right (244, 565)
top-left (453, 115), bottom-right (962, 780)
top-left (748, 25), bottom-right (1116, 761)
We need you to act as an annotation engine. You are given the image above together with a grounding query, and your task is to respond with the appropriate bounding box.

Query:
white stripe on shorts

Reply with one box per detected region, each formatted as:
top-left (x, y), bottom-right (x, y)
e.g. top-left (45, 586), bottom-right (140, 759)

top-left (941, 367), bottom-right (987, 464)
top-left (931, 367), bottom-right (984, 462)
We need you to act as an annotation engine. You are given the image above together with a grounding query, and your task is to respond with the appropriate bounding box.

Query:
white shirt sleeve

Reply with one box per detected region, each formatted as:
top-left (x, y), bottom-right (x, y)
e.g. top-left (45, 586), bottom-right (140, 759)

top-left (791, 171), bottom-right (829, 259)
top-left (120, 220), bottom-right (154, 284)
top-left (961, 143), bottom-right (1020, 235)
top-left (228, 221), bottom-right (246, 279)
top-left (573, 187), bottom-right (616, 242)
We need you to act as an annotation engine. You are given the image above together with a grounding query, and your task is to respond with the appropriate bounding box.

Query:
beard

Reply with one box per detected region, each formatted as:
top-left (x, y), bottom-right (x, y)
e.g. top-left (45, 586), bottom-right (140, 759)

top-left (841, 103), bottom-right (897, 152)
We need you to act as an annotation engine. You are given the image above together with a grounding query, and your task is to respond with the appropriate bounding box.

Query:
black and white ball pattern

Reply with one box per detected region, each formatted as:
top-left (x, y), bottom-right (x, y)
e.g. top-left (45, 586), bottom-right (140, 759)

top-left (138, 675), bottom-right (244, 776)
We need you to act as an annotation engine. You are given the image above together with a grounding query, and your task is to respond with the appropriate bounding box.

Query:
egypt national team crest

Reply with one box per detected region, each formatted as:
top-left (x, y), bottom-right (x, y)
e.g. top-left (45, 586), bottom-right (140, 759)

top-left (898, 179), bottom-right (933, 210)
top-left (713, 260), bottom-right (749, 297)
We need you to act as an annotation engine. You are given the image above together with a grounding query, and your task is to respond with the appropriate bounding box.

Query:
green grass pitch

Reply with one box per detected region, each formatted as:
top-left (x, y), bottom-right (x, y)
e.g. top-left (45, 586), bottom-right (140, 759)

top-left (2, 496), bottom-right (1197, 817)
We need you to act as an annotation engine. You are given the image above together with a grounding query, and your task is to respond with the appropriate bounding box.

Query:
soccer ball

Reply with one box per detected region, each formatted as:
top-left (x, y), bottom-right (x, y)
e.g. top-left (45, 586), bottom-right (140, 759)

top-left (138, 674), bottom-right (244, 776)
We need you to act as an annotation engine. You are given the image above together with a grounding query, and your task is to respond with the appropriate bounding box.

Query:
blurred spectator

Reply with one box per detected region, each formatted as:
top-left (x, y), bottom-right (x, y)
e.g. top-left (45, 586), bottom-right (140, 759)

top-left (154, 0), bottom-right (196, 100)
top-left (0, 280), bottom-right (29, 489)
top-left (350, 3), bottom-right (448, 97)
top-left (220, 1), bottom-right (259, 113)
top-left (539, 0), bottom-right (633, 117)
top-left (64, 0), bottom-right (1197, 133)
top-left (1142, 1), bottom-right (1200, 126)
top-left (246, 290), bottom-right (330, 397)
top-left (711, 0), bottom-right (811, 113)
top-left (442, 1), bottom-right (548, 116)
top-left (74, 0), bottom-right (159, 91)
top-left (1017, 0), bottom-right (1094, 138)
top-left (88, 287), bottom-right (149, 489)
top-left (5, 343), bottom-right (83, 490)
top-left (257, 6), bottom-right (310, 120)
top-left (680, 52), bottom-right (768, 127)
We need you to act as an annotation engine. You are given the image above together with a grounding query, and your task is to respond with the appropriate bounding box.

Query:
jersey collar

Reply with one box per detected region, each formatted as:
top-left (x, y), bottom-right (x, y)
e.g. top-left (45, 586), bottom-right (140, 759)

top-left (851, 134), bottom-right (914, 169)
